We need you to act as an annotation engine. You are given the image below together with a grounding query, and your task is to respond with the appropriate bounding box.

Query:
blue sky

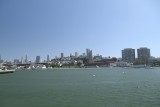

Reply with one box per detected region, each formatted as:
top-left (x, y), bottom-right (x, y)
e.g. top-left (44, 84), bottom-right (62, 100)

top-left (0, 0), bottom-right (160, 61)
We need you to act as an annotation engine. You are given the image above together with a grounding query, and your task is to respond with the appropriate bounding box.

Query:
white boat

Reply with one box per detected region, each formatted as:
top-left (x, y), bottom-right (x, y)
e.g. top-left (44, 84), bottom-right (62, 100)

top-left (42, 65), bottom-right (47, 69)
top-left (0, 69), bottom-right (15, 74)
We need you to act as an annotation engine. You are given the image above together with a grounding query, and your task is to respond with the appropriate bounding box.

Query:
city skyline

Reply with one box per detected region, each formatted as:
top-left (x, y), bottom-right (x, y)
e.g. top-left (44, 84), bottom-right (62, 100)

top-left (0, 47), bottom-right (156, 63)
top-left (1, 0), bottom-right (160, 61)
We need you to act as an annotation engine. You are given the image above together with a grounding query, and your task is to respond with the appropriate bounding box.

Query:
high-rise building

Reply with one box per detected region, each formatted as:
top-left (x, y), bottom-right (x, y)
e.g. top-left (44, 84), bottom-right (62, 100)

top-left (21, 56), bottom-right (23, 64)
top-left (75, 52), bottom-right (78, 58)
top-left (122, 48), bottom-right (135, 63)
top-left (86, 48), bottom-right (90, 59)
top-left (35, 56), bottom-right (40, 63)
top-left (25, 55), bottom-right (28, 64)
top-left (61, 53), bottom-right (64, 59)
top-left (47, 55), bottom-right (50, 62)
top-left (86, 48), bottom-right (93, 62)
top-left (0, 55), bottom-right (3, 63)
top-left (137, 47), bottom-right (150, 64)
top-left (83, 53), bottom-right (86, 57)
top-left (88, 50), bottom-right (93, 61)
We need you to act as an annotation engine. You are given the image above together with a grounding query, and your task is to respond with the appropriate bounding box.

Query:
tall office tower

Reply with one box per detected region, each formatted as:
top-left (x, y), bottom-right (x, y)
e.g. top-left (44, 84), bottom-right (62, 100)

top-left (137, 47), bottom-right (150, 64)
top-left (122, 48), bottom-right (135, 63)
top-left (21, 56), bottom-right (23, 64)
top-left (75, 52), bottom-right (78, 58)
top-left (86, 48), bottom-right (90, 59)
top-left (88, 50), bottom-right (93, 61)
top-left (0, 55), bottom-right (2, 68)
top-left (86, 48), bottom-right (93, 62)
top-left (0, 55), bottom-right (3, 63)
top-left (61, 53), bottom-right (64, 59)
top-left (47, 55), bottom-right (50, 62)
top-left (35, 56), bottom-right (40, 63)
top-left (25, 55), bottom-right (28, 64)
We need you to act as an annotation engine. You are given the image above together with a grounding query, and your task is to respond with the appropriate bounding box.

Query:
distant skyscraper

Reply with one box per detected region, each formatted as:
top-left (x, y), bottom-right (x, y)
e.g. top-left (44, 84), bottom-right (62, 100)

top-left (137, 47), bottom-right (150, 64)
top-left (0, 55), bottom-right (3, 63)
top-left (88, 50), bottom-right (93, 61)
top-left (75, 52), bottom-right (78, 58)
top-left (25, 55), bottom-right (28, 64)
top-left (35, 56), bottom-right (40, 63)
top-left (47, 55), bottom-right (50, 62)
top-left (83, 53), bottom-right (86, 57)
top-left (70, 53), bottom-right (73, 57)
top-left (86, 48), bottom-right (90, 59)
top-left (21, 56), bottom-right (23, 64)
top-left (122, 48), bottom-right (135, 63)
top-left (61, 53), bottom-right (64, 59)
top-left (86, 48), bottom-right (93, 62)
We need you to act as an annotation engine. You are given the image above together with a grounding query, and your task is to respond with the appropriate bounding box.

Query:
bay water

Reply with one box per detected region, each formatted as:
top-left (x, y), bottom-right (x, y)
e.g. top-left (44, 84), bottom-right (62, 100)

top-left (0, 67), bottom-right (160, 107)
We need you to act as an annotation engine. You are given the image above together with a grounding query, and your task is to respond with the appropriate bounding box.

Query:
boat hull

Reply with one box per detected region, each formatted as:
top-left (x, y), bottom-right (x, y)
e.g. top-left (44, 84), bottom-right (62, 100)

top-left (0, 70), bottom-right (14, 74)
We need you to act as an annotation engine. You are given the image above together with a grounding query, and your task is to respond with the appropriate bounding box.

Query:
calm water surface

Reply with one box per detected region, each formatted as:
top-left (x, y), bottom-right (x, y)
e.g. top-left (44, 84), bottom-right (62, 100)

top-left (1, 67), bottom-right (160, 107)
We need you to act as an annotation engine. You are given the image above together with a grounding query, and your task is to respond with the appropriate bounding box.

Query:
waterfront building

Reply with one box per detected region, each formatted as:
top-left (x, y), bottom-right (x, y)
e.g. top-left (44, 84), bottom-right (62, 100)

top-left (35, 56), bottom-right (40, 63)
top-left (122, 48), bottom-right (135, 63)
top-left (93, 55), bottom-right (102, 61)
top-left (137, 47), bottom-right (150, 64)
top-left (116, 61), bottom-right (132, 67)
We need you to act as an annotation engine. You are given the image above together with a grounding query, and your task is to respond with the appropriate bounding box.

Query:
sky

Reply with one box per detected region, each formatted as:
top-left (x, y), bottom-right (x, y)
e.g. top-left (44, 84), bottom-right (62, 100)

top-left (0, 0), bottom-right (160, 61)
